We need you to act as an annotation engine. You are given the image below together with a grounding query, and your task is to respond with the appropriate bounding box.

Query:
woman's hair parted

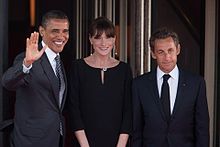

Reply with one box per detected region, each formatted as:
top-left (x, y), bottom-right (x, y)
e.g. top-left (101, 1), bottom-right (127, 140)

top-left (89, 17), bottom-right (115, 39)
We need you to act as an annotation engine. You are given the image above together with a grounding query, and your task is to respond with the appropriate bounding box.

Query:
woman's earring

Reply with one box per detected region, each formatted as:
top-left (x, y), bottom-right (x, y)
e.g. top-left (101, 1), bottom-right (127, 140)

top-left (90, 44), bottom-right (93, 55)
top-left (112, 44), bottom-right (117, 58)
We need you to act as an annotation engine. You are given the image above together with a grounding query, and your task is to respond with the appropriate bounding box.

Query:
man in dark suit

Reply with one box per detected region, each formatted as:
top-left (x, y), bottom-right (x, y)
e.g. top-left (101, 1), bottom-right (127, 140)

top-left (132, 27), bottom-right (209, 147)
top-left (1, 10), bottom-right (69, 147)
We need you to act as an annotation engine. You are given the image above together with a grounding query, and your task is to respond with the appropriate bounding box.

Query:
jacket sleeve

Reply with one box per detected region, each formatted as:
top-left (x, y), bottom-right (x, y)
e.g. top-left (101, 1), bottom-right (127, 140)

top-left (2, 53), bottom-right (29, 91)
top-left (120, 64), bottom-right (133, 134)
top-left (131, 78), bottom-right (144, 147)
top-left (195, 77), bottom-right (210, 147)
top-left (67, 60), bottom-right (85, 132)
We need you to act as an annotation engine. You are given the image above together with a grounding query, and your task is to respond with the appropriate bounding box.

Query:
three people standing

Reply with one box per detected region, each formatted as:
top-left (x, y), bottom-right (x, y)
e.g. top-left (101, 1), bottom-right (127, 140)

top-left (2, 10), bottom-right (209, 147)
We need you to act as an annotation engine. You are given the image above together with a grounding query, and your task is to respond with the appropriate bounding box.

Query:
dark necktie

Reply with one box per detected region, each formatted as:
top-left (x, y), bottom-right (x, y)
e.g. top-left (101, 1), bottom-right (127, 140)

top-left (55, 55), bottom-right (65, 106)
top-left (55, 55), bottom-right (65, 136)
top-left (161, 74), bottom-right (171, 121)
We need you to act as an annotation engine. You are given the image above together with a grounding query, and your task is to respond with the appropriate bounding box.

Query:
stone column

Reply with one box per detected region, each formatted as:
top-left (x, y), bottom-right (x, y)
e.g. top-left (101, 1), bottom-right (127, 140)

top-left (130, 0), bottom-right (151, 76)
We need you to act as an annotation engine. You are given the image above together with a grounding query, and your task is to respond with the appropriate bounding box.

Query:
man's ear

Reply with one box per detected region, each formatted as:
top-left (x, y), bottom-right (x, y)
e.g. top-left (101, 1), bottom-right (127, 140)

top-left (151, 50), bottom-right (156, 59)
top-left (177, 44), bottom-right (181, 55)
top-left (39, 26), bottom-right (44, 37)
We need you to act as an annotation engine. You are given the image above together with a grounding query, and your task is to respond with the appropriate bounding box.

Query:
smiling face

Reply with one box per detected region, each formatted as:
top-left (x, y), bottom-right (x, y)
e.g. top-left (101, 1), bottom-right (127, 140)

top-left (151, 37), bottom-right (180, 73)
top-left (89, 32), bottom-right (116, 57)
top-left (39, 18), bottom-right (69, 53)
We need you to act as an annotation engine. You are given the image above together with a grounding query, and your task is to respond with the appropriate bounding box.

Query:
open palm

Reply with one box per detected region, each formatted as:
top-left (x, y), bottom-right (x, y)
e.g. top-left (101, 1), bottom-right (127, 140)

top-left (24, 32), bottom-right (47, 66)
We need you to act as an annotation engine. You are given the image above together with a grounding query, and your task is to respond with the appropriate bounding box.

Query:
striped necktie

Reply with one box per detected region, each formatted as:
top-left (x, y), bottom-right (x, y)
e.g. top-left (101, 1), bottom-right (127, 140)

top-left (55, 55), bottom-right (65, 106)
top-left (55, 55), bottom-right (65, 135)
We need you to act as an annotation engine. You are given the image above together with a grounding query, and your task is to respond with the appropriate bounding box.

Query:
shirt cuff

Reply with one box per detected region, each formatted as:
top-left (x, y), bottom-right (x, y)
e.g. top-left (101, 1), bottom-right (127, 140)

top-left (22, 63), bottom-right (32, 73)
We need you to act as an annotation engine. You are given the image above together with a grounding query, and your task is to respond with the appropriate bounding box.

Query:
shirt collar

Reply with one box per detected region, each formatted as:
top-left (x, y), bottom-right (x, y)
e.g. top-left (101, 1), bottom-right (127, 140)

top-left (42, 41), bottom-right (59, 62)
top-left (157, 65), bottom-right (179, 80)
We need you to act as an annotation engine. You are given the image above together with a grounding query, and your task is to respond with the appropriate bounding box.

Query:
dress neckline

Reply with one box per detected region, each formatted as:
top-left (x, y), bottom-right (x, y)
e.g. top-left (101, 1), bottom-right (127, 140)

top-left (82, 59), bottom-right (121, 71)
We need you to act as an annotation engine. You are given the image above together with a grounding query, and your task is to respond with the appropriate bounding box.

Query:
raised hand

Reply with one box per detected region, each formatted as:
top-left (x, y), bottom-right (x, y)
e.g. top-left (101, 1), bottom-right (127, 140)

top-left (23, 32), bottom-right (47, 67)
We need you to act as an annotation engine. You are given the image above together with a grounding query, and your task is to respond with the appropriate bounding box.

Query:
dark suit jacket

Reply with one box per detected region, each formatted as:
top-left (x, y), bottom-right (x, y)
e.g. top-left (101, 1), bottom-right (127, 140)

top-left (132, 68), bottom-right (209, 147)
top-left (1, 50), bottom-right (67, 147)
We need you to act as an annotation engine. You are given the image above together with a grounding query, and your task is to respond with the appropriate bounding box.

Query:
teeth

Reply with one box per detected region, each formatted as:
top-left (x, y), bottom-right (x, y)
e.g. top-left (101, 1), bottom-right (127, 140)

top-left (55, 41), bottom-right (63, 45)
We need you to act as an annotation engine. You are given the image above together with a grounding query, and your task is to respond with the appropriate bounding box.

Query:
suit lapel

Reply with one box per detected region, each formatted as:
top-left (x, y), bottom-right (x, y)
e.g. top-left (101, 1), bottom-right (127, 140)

top-left (170, 70), bottom-right (187, 120)
top-left (39, 42), bottom-right (66, 110)
top-left (148, 71), bottom-right (167, 122)
top-left (40, 53), bottom-right (60, 108)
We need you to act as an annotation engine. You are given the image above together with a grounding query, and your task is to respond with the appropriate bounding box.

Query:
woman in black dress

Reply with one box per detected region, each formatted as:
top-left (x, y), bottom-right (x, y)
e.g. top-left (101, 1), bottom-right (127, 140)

top-left (68, 17), bottom-right (132, 147)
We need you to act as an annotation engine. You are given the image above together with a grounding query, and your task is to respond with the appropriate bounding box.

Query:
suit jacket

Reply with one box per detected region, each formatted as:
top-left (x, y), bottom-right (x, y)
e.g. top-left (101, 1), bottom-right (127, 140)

top-left (2, 50), bottom-right (67, 147)
top-left (132, 68), bottom-right (209, 147)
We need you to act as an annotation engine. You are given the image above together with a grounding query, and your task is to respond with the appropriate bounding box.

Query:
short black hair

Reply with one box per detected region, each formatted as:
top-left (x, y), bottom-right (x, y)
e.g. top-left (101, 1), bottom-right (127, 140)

top-left (89, 17), bottom-right (115, 39)
top-left (149, 27), bottom-right (180, 51)
top-left (41, 10), bottom-right (69, 28)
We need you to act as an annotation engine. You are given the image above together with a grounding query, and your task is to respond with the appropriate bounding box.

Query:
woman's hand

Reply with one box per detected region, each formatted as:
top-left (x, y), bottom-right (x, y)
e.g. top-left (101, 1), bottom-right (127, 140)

top-left (116, 134), bottom-right (129, 147)
top-left (75, 130), bottom-right (90, 147)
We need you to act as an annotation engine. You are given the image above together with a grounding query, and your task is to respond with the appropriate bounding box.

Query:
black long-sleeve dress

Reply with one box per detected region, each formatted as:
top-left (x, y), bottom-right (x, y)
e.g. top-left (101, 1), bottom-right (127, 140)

top-left (68, 59), bottom-right (132, 147)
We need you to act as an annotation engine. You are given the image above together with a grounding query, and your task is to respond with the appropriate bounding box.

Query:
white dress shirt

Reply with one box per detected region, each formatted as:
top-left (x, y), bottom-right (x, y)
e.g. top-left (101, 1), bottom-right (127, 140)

top-left (157, 65), bottom-right (179, 114)
top-left (43, 42), bottom-right (59, 76)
